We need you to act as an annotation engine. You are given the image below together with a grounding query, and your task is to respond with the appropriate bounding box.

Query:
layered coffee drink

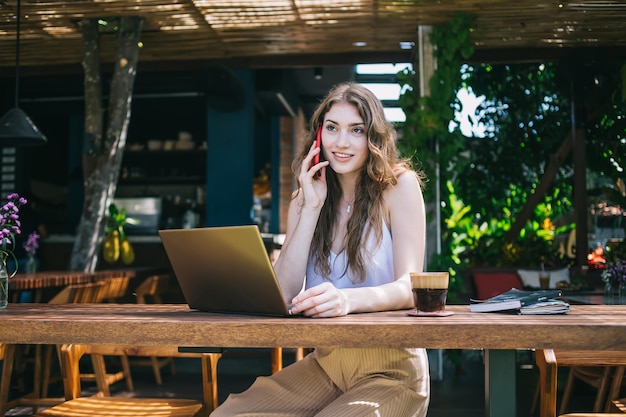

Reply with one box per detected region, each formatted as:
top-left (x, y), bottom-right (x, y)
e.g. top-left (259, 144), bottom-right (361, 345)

top-left (410, 272), bottom-right (449, 313)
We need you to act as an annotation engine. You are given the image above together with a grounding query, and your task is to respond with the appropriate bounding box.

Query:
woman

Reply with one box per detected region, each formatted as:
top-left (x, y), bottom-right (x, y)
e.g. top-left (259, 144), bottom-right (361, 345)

top-left (210, 82), bottom-right (429, 417)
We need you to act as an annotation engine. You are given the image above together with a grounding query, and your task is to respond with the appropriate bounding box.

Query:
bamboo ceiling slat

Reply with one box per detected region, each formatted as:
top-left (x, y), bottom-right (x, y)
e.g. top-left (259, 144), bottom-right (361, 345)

top-left (0, 0), bottom-right (625, 69)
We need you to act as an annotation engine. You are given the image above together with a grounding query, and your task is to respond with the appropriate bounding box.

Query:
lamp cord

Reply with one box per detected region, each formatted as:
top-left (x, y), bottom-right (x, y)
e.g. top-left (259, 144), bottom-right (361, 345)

top-left (14, 0), bottom-right (21, 108)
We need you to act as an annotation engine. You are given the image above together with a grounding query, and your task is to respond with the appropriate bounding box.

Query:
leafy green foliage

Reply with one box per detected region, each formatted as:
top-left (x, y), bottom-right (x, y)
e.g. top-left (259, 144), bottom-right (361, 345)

top-left (397, 12), bottom-right (474, 203)
top-left (585, 62), bottom-right (626, 226)
top-left (398, 12), bottom-right (624, 291)
top-left (460, 62), bottom-right (573, 222)
top-left (106, 203), bottom-right (139, 241)
top-left (439, 181), bottom-right (572, 269)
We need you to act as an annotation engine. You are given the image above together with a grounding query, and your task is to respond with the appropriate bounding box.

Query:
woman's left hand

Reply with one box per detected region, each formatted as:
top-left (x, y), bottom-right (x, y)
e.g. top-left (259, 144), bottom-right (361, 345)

top-left (290, 282), bottom-right (350, 317)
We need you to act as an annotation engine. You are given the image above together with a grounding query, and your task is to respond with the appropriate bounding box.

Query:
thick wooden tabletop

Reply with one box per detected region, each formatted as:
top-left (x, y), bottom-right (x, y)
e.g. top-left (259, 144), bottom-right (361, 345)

top-left (1, 304), bottom-right (625, 351)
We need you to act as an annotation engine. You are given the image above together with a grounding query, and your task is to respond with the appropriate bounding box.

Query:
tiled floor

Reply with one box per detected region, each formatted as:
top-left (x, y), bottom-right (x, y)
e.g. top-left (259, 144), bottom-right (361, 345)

top-left (4, 348), bottom-right (601, 417)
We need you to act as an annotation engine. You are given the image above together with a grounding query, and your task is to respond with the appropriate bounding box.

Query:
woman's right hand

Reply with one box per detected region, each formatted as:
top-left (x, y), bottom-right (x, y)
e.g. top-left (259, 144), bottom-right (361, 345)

top-left (298, 141), bottom-right (329, 210)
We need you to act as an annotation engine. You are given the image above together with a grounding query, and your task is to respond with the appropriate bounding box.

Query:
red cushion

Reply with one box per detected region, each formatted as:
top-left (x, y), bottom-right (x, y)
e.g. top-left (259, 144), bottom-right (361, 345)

top-left (472, 272), bottom-right (523, 300)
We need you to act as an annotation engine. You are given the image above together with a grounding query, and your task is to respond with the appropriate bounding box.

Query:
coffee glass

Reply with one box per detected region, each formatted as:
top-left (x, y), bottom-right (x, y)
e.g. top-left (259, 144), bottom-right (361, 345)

top-left (410, 272), bottom-right (449, 313)
top-left (539, 271), bottom-right (551, 289)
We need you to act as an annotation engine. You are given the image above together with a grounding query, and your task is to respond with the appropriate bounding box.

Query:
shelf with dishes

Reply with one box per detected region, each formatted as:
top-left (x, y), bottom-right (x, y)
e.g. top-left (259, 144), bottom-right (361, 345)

top-left (120, 149), bottom-right (207, 185)
top-left (127, 129), bottom-right (205, 152)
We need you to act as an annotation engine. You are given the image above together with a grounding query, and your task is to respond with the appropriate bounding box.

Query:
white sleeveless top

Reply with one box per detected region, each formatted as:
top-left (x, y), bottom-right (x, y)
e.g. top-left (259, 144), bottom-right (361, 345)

top-left (304, 221), bottom-right (428, 395)
top-left (305, 221), bottom-right (394, 288)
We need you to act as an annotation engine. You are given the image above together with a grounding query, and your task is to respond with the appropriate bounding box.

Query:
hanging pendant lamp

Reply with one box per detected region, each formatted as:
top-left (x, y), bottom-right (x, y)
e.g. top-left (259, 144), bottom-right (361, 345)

top-left (0, 0), bottom-right (47, 146)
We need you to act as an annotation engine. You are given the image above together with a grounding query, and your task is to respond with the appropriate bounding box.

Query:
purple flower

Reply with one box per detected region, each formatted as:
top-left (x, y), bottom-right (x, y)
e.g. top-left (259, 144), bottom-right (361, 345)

top-left (602, 259), bottom-right (626, 285)
top-left (23, 231), bottom-right (40, 257)
top-left (0, 193), bottom-right (27, 270)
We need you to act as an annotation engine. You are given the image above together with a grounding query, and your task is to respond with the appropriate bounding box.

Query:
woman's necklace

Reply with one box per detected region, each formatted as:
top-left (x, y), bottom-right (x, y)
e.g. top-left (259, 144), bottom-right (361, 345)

top-left (346, 202), bottom-right (352, 214)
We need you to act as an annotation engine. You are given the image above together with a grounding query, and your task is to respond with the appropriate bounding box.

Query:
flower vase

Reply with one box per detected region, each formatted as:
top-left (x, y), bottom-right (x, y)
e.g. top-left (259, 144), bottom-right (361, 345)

top-left (605, 280), bottom-right (625, 300)
top-left (26, 255), bottom-right (37, 274)
top-left (0, 259), bottom-right (8, 309)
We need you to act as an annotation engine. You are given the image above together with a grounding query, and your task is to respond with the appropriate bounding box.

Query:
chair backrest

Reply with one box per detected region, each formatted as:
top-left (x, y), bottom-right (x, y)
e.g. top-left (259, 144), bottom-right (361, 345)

top-left (102, 276), bottom-right (131, 302)
top-left (49, 281), bottom-right (108, 304)
top-left (134, 274), bottom-right (170, 304)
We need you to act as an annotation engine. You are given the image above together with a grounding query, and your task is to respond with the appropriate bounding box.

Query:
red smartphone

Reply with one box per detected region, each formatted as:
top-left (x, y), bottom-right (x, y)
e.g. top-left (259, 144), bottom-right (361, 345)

top-left (313, 125), bottom-right (324, 178)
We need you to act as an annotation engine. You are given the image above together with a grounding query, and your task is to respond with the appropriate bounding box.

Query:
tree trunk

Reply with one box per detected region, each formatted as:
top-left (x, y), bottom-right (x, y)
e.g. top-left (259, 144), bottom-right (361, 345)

top-left (69, 17), bottom-right (143, 271)
top-left (504, 130), bottom-right (573, 243)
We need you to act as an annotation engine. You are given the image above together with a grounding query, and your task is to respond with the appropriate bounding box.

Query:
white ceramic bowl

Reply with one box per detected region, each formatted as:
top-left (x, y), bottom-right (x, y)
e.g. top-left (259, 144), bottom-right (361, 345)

top-left (178, 131), bottom-right (192, 141)
top-left (163, 140), bottom-right (175, 151)
top-left (175, 141), bottom-right (195, 150)
top-left (128, 143), bottom-right (144, 151)
top-left (147, 140), bottom-right (163, 151)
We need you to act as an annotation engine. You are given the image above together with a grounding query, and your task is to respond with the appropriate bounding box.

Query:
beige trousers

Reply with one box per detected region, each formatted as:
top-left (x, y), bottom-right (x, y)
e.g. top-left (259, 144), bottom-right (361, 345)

top-left (210, 348), bottom-right (430, 417)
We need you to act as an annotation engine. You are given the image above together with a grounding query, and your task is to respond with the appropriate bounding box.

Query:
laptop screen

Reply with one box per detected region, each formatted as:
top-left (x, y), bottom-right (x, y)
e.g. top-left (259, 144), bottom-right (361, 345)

top-left (159, 226), bottom-right (291, 316)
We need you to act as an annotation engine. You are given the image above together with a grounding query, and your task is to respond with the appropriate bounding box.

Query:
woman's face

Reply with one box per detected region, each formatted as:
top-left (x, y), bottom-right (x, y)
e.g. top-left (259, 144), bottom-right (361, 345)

top-left (321, 102), bottom-right (369, 176)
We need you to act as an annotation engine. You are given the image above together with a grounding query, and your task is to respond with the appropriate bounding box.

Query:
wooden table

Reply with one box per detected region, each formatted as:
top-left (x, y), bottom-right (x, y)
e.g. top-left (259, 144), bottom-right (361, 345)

top-left (7, 268), bottom-right (167, 303)
top-left (1, 304), bottom-right (625, 417)
top-left (9, 270), bottom-right (138, 292)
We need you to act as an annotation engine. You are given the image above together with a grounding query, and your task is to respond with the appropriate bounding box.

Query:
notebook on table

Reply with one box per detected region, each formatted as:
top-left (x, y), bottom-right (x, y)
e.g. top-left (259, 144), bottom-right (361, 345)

top-left (158, 225), bottom-right (292, 316)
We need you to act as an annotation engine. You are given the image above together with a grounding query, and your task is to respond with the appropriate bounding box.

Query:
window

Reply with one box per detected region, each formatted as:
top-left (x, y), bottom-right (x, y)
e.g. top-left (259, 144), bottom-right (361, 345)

top-left (355, 63), bottom-right (410, 123)
top-left (357, 63), bottom-right (485, 136)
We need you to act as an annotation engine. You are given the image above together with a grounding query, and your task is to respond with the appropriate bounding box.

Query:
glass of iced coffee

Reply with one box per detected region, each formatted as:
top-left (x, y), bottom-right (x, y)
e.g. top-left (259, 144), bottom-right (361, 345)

top-left (409, 272), bottom-right (453, 316)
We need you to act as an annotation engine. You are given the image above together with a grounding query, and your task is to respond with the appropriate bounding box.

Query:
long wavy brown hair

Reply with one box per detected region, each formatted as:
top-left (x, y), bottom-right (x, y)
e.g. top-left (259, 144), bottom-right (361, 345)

top-left (292, 82), bottom-right (424, 283)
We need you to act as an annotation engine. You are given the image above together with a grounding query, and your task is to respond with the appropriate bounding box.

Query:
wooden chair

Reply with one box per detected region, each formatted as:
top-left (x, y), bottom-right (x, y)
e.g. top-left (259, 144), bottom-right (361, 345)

top-left (134, 273), bottom-right (170, 304)
top-left (560, 366), bottom-right (617, 414)
top-left (32, 344), bottom-right (221, 417)
top-left (535, 349), bottom-right (626, 417)
top-left (0, 281), bottom-right (110, 415)
top-left (126, 274), bottom-right (177, 385)
top-left (41, 279), bottom-right (134, 397)
top-left (48, 280), bottom-right (108, 304)
top-left (101, 275), bottom-right (131, 303)
top-left (77, 276), bottom-right (135, 395)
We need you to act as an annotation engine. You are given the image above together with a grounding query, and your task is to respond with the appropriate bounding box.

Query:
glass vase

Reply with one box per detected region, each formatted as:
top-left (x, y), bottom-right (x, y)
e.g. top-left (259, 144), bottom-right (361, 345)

top-left (605, 281), bottom-right (616, 297)
top-left (26, 255), bottom-right (37, 274)
top-left (605, 280), bottom-right (625, 304)
top-left (0, 259), bottom-right (8, 309)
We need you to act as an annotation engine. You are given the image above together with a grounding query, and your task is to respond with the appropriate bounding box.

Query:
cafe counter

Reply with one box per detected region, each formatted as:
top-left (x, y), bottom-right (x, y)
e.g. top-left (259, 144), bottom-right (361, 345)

top-left (40, 234), bottom-right (172, 271)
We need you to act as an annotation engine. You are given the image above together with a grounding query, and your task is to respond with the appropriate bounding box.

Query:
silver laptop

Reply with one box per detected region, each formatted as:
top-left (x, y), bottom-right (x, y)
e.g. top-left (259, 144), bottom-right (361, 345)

top-left (158, 225), bottom-right (291, 316)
